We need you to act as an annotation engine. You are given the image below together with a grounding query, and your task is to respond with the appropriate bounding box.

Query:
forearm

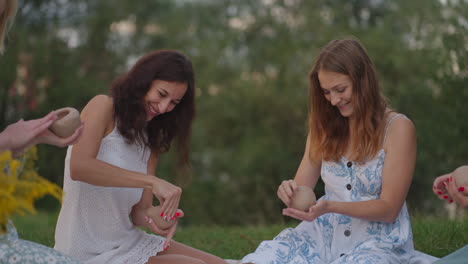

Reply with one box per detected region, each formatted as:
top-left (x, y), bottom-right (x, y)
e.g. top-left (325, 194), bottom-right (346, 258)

top-left (70, 157), bottom-right (157, 189)
top-left (326, 199), bottom-right (402, 223)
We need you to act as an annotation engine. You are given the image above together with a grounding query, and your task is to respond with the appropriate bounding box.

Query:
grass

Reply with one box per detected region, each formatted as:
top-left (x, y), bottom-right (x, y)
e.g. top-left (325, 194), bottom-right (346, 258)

top-left (12, 211), bottom-right (468, 260)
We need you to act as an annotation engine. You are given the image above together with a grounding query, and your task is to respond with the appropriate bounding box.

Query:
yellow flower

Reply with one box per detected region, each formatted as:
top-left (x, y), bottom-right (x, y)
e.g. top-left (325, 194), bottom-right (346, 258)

top-left (0, 147), bottom-right (63, 233)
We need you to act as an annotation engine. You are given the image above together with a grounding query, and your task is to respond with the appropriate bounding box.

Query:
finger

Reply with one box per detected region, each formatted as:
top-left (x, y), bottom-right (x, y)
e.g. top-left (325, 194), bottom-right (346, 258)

top-left (290, 180), bottom-right (298, 190)
top-left (175, 209), bottom-right (184, 218)
top-left (32, 118), bottom-right (56, 136)
top-left (160, 194), bottom-right (175, 218)
top-left (278, 188), bottom-right (291, 206)
top-left (438, 192), bottom-right (452, 201)
top-left (432, 186), bottom-right (446, 196)
top-left (450, 177), bottom-right (468, 195)
top-left (282, 208), bottom-right (307, 221)
top-left (280, 181), bottom-right (294, 198)
top-left (163, 222), bottom-right (178, 250)
top-left (165, 196), bottom-right (178, 220)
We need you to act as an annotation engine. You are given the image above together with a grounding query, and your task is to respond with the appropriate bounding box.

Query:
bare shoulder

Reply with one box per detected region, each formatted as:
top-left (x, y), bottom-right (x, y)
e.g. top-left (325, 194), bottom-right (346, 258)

top-left (81, 95), bottom-right (114, 132)
top-left (82, 95), bottom-right (113, 117)
top-left (385, 113), bottom-right (416, 149)
top-left (388, 114), bottom-right (415, 134)
top-left (83, 95), bottom-right (113, 111)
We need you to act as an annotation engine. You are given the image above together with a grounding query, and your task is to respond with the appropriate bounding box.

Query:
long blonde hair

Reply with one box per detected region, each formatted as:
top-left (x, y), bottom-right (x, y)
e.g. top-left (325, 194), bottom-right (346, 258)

top-left (308, 38), bottom-right (388, 163)
top-left (0, 0), bottom-right (18, 54)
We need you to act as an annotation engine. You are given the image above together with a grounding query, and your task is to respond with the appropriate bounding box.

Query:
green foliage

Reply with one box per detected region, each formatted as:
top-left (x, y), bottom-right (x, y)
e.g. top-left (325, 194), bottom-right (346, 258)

top-left (1, 0), bottom-right (467, 224)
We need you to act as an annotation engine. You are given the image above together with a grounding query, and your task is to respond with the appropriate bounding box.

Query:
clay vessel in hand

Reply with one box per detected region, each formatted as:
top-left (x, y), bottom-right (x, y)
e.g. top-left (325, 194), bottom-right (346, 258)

top-left (291, 185), bottom-right (316, 211)
top-left (453, 166), bottom-right (468, 195)
top-left (146, 206), bottom-right (176, 230)
top-left (49, 107), bottom-right (81, 138)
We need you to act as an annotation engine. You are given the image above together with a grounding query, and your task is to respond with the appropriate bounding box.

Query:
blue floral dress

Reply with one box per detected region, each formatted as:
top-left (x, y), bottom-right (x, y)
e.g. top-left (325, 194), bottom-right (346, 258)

top-left (241, 130), bottom-right (438, 264)
top-left (0, 220), bottom-right (81, 264)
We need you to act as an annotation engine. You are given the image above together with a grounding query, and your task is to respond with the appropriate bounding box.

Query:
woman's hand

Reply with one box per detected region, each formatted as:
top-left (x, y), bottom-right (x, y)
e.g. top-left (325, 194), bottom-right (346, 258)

top-left (0, 111), bottom-right (84, 157)
top-left (277, 179), bottom-right (298, 207)
top-left (432, 173), bottom-right (452, 201)
top-left (1, 111), bottom-right (57, 154)
top-left (144, 209), bottom-right (184, 250)
top-left (446, 176), bottom-right (468, 208)
top-left (151, 178), bottom-right (182, 220)
top-left (282, 199), bottom-right (329, 222)
top-left (33, 122), bottom-right (84, 147)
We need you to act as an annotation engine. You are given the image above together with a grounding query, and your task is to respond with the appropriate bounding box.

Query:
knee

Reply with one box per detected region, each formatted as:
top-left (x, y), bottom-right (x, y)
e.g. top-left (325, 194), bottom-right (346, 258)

top-left (192, 259), bottom-right (207, 264)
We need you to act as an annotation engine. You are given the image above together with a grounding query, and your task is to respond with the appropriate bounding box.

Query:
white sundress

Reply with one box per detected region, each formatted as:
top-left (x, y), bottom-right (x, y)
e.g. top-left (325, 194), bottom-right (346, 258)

top-left (241, 114), bottom-right (438, 264)
top-left (54, 125), bottom-right (165, 264)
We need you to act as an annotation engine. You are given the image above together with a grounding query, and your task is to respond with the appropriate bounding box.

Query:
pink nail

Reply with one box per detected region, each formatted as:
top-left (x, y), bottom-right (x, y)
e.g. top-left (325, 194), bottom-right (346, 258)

top-left (171, 216), bottom-right (175, 220)
top-left (459, 187), bottom-right (465, 192)
top-left (160, 212), bottom-right (164, 217)
top-left (144, 216), bottom-right (149, 222)
top-left (175, 212), bottom-right (181, 217)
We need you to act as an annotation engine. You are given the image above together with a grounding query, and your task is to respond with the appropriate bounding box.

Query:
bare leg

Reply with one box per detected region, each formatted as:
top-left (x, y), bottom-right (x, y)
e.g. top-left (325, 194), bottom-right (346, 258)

top-left (147, 254), bottom-right (206, 264)
top-left (157, 240), bottom-right (226, 264)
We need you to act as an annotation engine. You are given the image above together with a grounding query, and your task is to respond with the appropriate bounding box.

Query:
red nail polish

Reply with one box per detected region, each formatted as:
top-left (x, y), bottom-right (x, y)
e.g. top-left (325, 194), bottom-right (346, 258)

top-left (443, 195), bottom-right (449, 199)
top-left (437, 191), bottom-right (443, 195)
top-left (164, 246), bottom-right (168, 251)
top-left (449, 200), bottom-right (453, 203)
top-left (171, 216), bottom-right (175, 220)
top-left (459, 187), bottom-right (465, 192)
top-left (175, 212), bottom-right (181, 217)
top-left (160, 212), bottom-right (164, 217)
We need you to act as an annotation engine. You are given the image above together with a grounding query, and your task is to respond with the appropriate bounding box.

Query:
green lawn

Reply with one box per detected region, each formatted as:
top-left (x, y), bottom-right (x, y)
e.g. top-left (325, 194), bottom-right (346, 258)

top-left (12, 212), bottom-right (468, 260)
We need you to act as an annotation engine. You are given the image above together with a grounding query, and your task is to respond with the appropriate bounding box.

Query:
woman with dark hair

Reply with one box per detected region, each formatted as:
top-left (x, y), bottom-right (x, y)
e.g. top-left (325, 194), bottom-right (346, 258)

top-left (240, 38), bottom-right (437, 264)
top-left (54, 50), bottom-right (226, 264)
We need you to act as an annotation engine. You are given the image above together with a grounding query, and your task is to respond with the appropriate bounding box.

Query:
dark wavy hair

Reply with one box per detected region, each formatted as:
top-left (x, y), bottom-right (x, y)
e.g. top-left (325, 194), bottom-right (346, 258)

top-left (111, 50), bottom-right (195, 170)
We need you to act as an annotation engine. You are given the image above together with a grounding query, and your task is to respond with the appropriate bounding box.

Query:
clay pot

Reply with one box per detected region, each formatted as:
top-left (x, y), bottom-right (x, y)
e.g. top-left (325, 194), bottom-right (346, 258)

top-left (453, 166), bottom-right (468, 195)
top-left (49, 107), bottom-right (81, 138)
top-left (291, 185), bottom-right (316, 211)
top-left (146, 206), bottom-right (175, 230)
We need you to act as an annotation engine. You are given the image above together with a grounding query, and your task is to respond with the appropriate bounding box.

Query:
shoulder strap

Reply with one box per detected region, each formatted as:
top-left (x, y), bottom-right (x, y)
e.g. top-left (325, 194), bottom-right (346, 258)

top-left (383, 114), bottom-right (406, 145)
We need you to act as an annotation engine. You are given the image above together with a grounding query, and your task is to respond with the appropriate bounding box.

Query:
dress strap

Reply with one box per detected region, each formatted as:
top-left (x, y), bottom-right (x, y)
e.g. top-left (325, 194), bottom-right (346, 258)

top-left (383, 113), bottom-right (406, 145)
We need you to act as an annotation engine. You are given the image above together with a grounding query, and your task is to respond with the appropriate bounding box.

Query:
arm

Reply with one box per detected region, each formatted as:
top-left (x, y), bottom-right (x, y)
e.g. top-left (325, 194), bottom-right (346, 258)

top-left (277, 133), bottom-right (322, 207)
top-left (284, 117), bottom-right (416, 223)
top-left (70, 95), bottom-right (155, 188)
top-left (131, 151), bottom-right (183, 250)
top-left (70, 95), bottom-right (181, 216)
top-left (131, 151), bottom-right (160, 228)
top-left (0, 111), bottom-right (83, 156)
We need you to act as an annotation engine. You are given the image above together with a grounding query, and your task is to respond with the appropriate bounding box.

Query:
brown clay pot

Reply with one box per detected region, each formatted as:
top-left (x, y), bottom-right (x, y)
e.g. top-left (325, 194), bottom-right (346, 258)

top-left (453, 166), bottom-right (468, 195)
top-left (291, 185), bottom-right (317, 211)
top-left (49, 107), bottom-right (81, 138)
top-left (146, 206), bottom-right (175, 230)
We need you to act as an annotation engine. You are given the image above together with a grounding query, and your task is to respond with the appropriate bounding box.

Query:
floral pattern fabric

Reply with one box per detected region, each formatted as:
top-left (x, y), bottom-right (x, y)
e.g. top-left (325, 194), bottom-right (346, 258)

top-left (241, 150), bottom-right (438, 264)
top-left (0, 221), bottom-right (81, 264)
